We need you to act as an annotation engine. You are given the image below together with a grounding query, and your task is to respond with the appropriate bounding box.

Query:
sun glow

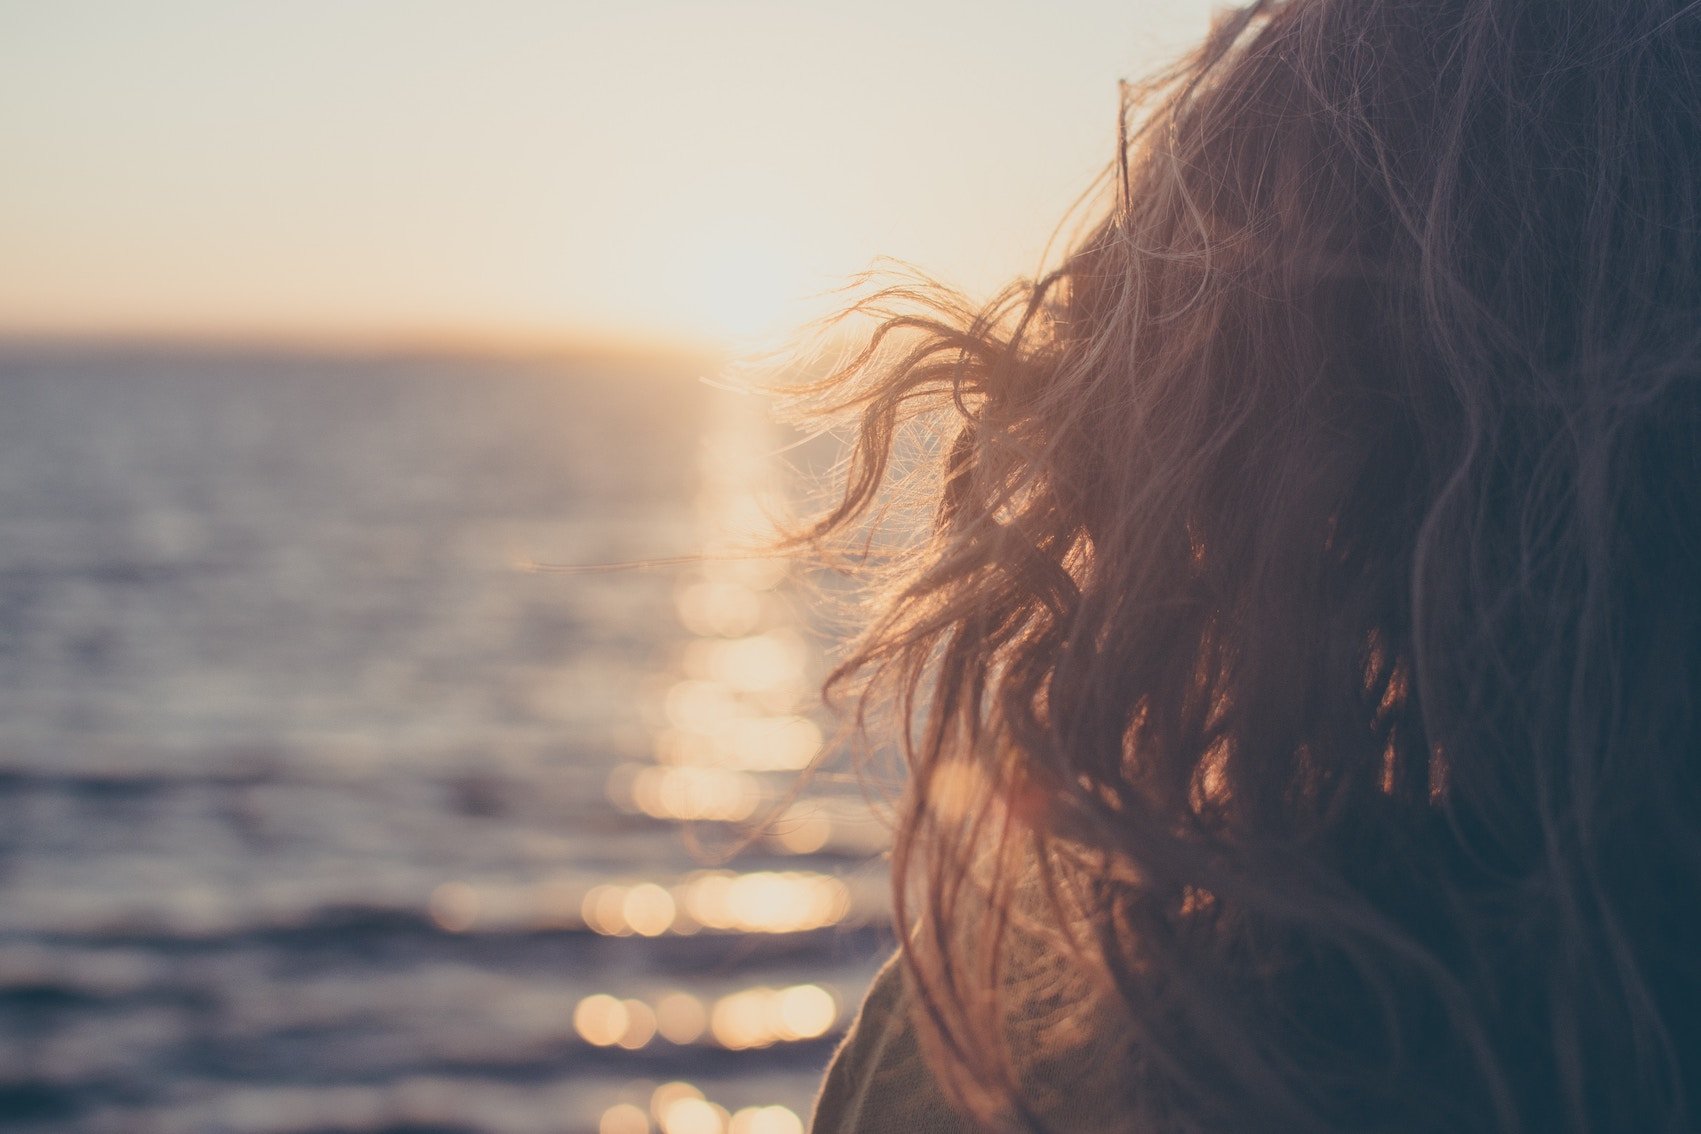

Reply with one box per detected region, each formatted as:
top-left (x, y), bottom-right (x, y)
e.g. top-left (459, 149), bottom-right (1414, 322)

top-left (2, 3), bottom-right (1224, 351)
top-left (672, 212), bottom-right (822, 344)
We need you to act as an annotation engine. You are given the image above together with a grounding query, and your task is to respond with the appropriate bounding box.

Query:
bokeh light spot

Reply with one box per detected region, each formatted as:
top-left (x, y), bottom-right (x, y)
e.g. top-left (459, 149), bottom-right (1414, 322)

top-left (583, 884), bottom-right (634, 937)
top-left (602, 1103), bottom-right (652, 1134)
top-left (428, 881), bottom-right (479, 933)
top-left (730, 1107), bottom-right (803, 1134)
top-left (675, 580), bottom-right (764, 639)
top-left (661, 1096), bottom-right (727, 1134)
top-left (622, 882), bottom-right (677, 936)
top-left (574, 994), bottom-right (630, 1047)
top-left (656, 990), bottom-right (708, 1044)
top-left (776, 984), bottom-right (836, 1040)
top-left (650, 1083), bottom-right (705, 1125)
top-left (710, 988), bottom-right (776, 1050)
top-left (768, 809), bottom-right (831, 855)
top-left (617, 998), bottom-right (657, 1049)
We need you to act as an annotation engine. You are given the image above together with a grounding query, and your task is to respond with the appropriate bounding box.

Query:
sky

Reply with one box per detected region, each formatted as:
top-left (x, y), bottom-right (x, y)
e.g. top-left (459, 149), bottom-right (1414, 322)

top-left (1, 0), bottom-right (1223, 352)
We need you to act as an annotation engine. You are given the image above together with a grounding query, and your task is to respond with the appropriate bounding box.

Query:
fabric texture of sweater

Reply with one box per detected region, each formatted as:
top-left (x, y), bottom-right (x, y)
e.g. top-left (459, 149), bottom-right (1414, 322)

top-left (809, 952), bottom-right (977, 1133)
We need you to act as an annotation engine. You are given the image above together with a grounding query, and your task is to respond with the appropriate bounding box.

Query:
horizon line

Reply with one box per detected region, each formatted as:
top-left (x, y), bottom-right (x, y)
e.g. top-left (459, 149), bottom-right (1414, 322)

top-left (0, 323), bottom-right (738, 367)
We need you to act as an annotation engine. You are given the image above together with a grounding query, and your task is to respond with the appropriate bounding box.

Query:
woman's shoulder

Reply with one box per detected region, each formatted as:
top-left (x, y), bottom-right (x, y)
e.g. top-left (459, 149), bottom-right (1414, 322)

top-left (810, 952), bottom-right (979, 1134)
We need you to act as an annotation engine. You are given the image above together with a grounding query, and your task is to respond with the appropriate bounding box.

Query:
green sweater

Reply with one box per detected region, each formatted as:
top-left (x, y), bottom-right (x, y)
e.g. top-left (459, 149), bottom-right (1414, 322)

top-left (810, 953), bottom-right (977, 1133)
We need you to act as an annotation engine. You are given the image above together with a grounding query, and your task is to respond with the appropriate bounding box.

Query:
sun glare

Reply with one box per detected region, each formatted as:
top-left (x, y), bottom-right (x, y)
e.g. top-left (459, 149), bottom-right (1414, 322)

top-left (671, 210), bottom-right (822, 345)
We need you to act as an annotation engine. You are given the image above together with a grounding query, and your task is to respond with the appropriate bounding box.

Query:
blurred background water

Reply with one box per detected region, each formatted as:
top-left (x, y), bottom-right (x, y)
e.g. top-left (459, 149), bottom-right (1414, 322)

top-left (0, 343), bottom-right (892, 1134)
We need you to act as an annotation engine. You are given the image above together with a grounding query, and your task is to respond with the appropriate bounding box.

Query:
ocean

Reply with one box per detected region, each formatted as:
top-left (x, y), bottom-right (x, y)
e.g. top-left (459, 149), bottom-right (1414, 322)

top-left (0, 345), bottom-right (893, 1134)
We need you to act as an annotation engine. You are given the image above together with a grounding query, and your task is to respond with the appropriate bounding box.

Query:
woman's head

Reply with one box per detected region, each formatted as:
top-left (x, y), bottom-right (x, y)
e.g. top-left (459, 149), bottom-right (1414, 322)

top-left (799, 0), bottom-right (1701, 1130)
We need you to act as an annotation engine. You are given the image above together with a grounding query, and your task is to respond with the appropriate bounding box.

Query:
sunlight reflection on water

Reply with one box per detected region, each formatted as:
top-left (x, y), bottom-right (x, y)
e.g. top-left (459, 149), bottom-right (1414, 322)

top-left (0, 354), bottom-right (889, 1133)
top-left (597, 1080), bottom-right (808, 1134)
top-left (573, 384), bottom-right (890, 1129)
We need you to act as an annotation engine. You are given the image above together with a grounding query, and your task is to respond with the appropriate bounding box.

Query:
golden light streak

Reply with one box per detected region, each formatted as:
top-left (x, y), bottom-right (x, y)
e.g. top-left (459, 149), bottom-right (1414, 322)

top-left (708, 984), bottom-right (839, 1050)
top-left (614, 765), bottom-right (762, 823)
top-left (574, 982), bottom-right (838, 1053)
top-left (729, 1108), bottom-right (803, 1134)
top-left (681, 631), bottom-right (807, 695)
top-left (580, 872), bottom-right (854, 937)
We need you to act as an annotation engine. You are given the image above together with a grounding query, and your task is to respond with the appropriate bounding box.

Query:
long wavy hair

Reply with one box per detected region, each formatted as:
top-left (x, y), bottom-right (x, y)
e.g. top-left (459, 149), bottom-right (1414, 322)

top-left (790, 0), bottom-right (1701, 1130)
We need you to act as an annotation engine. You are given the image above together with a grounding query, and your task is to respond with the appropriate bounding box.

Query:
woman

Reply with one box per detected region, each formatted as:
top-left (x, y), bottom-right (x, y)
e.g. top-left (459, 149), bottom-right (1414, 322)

top-left (800, 0), bottom-right (1701, 1130)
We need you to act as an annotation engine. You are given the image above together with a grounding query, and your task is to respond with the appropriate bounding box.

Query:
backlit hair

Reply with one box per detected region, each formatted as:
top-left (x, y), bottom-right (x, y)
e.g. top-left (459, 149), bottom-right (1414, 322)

top-left (794, 1), bottom-right (1701, 1130)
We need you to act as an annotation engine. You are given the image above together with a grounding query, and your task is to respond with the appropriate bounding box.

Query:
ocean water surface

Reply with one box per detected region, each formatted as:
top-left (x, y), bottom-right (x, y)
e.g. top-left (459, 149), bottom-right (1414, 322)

top-left (0, 346), bottom-right (893, 1134)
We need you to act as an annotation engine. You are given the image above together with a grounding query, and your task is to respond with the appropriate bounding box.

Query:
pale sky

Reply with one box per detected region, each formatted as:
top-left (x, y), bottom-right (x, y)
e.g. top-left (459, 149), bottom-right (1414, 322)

top-left (1, 1), bottom-right (1221, 351)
